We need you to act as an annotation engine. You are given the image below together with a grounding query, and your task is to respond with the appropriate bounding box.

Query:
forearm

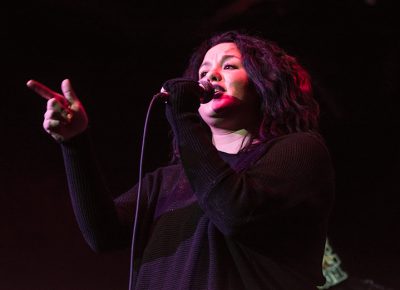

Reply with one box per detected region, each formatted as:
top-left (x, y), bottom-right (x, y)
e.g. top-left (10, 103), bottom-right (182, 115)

top-left (170, 113), bottom-right (259, 235)
top-left (61, 131), bottom-right (131, 252)
top-left (170, 112), bottom-right (334, 236)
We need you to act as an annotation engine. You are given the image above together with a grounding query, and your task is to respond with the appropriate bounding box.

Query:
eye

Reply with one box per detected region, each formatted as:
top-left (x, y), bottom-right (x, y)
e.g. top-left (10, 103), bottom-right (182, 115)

top-left (224, 64), bottom-right (237, 70)
top-left (199, 71), bottom-right (208, 78)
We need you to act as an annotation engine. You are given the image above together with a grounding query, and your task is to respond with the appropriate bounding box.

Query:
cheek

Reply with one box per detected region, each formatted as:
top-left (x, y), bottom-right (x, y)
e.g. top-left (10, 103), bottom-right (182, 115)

top-left (227, 76), bottom-right (249, 100)
top-left (230, 80), bottom-right (260, 111)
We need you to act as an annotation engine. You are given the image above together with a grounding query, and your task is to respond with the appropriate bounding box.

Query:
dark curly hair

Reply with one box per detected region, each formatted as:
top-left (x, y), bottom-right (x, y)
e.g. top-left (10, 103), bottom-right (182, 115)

top-left (183, 30), bottom-right (320, 141)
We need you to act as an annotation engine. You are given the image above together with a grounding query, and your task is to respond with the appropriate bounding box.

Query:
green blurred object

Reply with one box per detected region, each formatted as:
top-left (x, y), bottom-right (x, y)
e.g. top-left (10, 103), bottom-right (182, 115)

top-left (318, 239), bottom-right (393, 290)
top-left (318, 239), bottom-right (349, 289)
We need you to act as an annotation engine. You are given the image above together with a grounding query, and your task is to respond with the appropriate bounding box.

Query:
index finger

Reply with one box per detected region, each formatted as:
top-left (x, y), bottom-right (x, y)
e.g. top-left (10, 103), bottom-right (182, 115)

top-left (26, 79), bottom-right (58, 100)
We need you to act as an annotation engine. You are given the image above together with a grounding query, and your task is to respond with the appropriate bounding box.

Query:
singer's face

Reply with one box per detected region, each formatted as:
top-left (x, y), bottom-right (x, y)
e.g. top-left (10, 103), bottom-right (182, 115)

top-left (198, 42), bottom-right (259, 131)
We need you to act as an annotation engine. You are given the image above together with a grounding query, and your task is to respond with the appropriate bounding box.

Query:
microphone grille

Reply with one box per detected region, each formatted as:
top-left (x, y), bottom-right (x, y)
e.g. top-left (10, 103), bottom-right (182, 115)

top-left (198, 80), bottom-right (215, 101)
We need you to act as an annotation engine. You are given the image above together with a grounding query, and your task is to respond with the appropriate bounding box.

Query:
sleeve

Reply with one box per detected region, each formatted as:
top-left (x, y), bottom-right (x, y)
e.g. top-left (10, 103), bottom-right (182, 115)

top-left (60, 131), bottom-right (139, 252)
top-left (166, 108), bottom-right (335, 237)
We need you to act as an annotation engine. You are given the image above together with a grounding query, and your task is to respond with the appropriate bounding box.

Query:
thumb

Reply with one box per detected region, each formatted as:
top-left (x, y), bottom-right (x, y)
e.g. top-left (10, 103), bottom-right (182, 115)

top-left (61, 79), bottom-right (78, 103)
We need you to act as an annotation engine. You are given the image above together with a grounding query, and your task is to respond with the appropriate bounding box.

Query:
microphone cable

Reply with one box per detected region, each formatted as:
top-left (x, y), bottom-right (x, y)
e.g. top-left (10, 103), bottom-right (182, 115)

top-left (128, 93), bottom-right (160, 290)
top-left (127, 81), bottom-right (211, 289)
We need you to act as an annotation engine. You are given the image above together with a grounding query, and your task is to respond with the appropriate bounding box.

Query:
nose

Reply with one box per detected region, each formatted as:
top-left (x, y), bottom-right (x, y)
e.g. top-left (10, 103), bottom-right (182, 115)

top-left (206, 68), bottom-right (221, 82)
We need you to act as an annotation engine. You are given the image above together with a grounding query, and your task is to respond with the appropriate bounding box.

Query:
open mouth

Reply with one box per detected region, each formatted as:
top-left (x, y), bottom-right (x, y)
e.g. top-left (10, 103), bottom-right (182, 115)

top-left (213, 85), bottom-right (225, 98)
top-left (213, 90), bottom-right (224, 98)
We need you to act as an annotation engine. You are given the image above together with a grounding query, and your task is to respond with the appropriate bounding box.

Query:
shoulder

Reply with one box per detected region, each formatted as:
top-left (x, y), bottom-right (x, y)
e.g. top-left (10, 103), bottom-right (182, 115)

top-left (115, 163), bottom-right (184, 204)
top-left (265, 132), bottom-right (330, 156)
top-left (142, 162), bottom-right (184, 186)
top-left (269, 132), bottom-right (327, 146)
top-left (257, 132), bottom-right (333, 172)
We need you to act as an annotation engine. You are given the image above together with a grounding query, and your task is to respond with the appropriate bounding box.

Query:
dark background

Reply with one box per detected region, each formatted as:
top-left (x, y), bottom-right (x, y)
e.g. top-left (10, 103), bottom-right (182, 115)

top-left (3, 0), bottom-right (399, 289)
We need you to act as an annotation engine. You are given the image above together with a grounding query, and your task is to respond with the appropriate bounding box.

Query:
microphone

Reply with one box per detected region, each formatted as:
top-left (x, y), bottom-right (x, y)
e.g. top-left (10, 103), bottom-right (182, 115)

top-left (156, 80), bottom-right (215, 104)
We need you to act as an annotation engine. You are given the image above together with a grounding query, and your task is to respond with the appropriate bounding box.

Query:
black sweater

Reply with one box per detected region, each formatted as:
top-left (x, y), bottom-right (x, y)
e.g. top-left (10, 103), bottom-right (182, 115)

top-left (61, 122), bottom-right (334, 290)
top-left (61, 83), bottom-right (334, 289)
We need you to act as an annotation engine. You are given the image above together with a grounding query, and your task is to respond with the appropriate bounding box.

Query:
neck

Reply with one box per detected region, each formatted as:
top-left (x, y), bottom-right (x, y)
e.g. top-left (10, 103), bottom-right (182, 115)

top-left (211, 128), bottom-right (255, 154)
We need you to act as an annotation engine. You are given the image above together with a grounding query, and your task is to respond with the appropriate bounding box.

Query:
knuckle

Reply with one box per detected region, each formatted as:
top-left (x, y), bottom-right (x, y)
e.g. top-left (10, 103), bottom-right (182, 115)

top-left (44, 110), bottom-right (52, 119)
top-left (47, 98), bottom-right (58, 109)
top-left (43, 119), bottom-right (50, 130)
top-left (43, 119), bottom-right (60, 130)
top-left (44, 110), bottom-right (58, 120)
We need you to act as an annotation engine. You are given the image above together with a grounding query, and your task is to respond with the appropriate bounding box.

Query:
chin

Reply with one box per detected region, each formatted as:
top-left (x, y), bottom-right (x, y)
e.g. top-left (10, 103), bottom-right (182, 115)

top-left (199, 104), bottom-right (225, 119)
top-left (203, 97), bottom-right (236, 113)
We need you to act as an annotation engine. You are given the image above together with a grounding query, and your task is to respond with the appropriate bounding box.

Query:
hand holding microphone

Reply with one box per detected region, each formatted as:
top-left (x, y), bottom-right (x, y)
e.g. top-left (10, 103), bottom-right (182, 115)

top-left (159, 78), bottom-right (215, 140)
top-left (158, 78), bottom-right (215, 111)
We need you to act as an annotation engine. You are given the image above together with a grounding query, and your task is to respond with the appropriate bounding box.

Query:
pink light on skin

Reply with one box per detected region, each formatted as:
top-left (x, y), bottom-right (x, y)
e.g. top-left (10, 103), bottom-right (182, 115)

top-left (196, 42), bottom-right (261, 154)
top-left (198, 43), bottom-right (259, 133)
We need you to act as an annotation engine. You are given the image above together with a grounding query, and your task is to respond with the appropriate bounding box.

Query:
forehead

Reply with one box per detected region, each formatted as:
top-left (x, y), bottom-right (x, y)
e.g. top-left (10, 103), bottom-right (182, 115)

top-left (203, 42), bottom-right (241, 60)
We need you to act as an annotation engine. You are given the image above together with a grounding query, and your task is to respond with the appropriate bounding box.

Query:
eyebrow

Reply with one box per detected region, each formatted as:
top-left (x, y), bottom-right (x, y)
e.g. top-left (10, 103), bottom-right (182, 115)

top-left (200, 54), bottom-right (240, 69)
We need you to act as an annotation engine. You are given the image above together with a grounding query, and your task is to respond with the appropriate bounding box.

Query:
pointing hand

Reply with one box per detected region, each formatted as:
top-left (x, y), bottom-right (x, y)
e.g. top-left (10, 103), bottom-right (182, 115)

top-left (27, 79), bottom-right (89, 142)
